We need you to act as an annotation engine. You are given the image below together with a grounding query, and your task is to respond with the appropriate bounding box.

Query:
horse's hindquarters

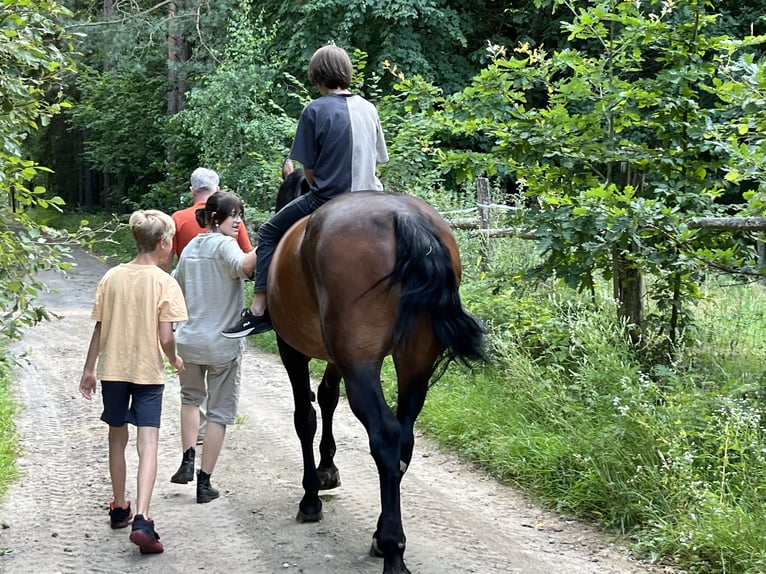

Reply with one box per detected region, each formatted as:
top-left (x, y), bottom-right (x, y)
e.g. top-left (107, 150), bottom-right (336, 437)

top-left (267, 217), bottom-right (329, 360)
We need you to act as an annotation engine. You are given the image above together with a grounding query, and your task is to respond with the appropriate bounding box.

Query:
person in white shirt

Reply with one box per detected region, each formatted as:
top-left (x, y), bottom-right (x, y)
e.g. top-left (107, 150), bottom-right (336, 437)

top-left (170, 191), bottom-right (256, 503)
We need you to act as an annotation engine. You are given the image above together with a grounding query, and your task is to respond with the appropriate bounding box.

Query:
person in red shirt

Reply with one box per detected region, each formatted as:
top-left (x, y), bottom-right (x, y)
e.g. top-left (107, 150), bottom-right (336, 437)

top-left (166, 167), bottom-right (253, 270)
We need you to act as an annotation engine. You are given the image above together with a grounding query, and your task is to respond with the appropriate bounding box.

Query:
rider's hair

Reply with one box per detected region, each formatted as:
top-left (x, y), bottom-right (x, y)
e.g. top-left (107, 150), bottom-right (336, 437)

top-left (308, 45), bottom-right (353, 90)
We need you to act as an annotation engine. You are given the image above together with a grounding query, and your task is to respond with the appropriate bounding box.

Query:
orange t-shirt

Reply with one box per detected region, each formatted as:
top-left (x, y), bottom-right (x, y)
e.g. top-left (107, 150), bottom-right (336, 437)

top-left (91, 263), bottom-right (188, 384)
top-left (172, 201), bottom-right (253, 258)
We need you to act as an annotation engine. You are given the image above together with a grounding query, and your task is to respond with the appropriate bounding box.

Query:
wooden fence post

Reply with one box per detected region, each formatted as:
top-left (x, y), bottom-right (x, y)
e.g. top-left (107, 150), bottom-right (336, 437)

top-left (476, 177), bottom-right (492, 271)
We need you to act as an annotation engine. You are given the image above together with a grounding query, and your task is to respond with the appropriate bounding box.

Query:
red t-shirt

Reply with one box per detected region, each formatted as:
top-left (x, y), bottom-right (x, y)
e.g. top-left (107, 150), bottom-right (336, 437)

top-left (172, 201), bottom-right (253, 258)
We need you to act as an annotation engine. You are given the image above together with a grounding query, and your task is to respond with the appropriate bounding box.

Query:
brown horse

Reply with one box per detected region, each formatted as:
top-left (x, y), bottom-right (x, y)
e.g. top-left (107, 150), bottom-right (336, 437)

top-left (267, 189), bottom-right (486, 574)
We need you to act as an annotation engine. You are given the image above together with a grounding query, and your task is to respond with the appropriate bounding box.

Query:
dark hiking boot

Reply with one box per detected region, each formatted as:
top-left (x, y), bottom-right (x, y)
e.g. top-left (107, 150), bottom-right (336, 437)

top-left (196, 470), bottom-right (220, 504)
top-left (109, 500), bottom-right (132, 529)
top-left (129, 515), bottom-right (164, 554)
top-left (170, 447), bottom-right (195, 484)
top-left (221, 309), bottom-right (272, 338)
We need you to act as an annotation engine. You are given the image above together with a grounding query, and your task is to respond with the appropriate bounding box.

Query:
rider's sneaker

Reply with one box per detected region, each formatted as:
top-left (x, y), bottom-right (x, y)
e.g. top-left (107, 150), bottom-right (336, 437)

top-left (221, 309), bottom-right (272, 338)
top-left (108, 500), bottom-right (132, 529)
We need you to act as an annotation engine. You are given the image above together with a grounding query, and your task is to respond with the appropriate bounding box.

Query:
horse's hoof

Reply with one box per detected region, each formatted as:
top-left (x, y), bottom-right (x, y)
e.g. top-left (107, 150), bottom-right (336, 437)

top-left (370, 534), bottom-right (407, 558)
top-left (369, 536), bottom-right (384, 558)
top-left (296, 509), bottom-right (323, 523)
top-left (318, 467), bottom-right (341, 490)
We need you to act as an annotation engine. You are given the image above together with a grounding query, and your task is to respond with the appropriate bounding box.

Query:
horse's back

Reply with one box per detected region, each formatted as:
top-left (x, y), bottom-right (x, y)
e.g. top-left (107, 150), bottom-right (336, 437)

top-left (307, 191), bottom-right (461, 279)
top-left (268, 191), bottom-right (463, 365)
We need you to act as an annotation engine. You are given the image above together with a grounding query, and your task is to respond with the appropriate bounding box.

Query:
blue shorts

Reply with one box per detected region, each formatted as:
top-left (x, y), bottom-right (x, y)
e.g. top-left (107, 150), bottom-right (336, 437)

top-left (100, 382), bottom-right (164, 428)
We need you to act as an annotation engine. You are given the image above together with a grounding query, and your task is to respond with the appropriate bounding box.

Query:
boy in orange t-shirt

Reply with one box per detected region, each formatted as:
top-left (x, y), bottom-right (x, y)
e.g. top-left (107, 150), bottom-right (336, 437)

top-left (79, 209), bottom-right (187, 554)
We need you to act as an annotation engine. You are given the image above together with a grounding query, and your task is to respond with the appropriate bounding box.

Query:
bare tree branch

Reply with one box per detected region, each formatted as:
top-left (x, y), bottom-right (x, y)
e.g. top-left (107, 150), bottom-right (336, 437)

top-left (195, 0), bottom-right (221, 65)
top-left (65, 0), bottom-right (178, 29)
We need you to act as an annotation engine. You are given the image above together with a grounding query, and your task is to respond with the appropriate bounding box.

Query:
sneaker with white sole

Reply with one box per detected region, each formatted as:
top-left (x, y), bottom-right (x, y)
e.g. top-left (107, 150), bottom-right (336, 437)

top-left (221, 309), bottom-right (272, 338)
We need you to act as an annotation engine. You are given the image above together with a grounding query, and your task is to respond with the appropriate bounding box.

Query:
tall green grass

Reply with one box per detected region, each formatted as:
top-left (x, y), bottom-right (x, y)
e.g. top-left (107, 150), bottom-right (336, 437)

top-left (0, 355), bottom-right (19, 499)
top-left (432, 236), bottom-right (766, 574)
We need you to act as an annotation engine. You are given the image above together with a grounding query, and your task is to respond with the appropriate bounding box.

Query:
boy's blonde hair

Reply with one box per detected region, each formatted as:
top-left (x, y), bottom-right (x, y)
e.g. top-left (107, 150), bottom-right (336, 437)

top-left (129, 209), bottom-right (175, 253)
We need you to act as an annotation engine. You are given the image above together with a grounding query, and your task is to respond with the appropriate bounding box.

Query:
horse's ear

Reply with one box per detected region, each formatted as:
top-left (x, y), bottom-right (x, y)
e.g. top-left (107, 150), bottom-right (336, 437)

top-left (282, 158), bottom-right (294, 180)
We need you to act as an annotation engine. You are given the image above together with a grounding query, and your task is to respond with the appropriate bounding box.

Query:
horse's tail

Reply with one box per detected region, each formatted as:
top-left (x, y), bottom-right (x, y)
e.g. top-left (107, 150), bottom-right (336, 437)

top-left (387, 211), bottom-right (487, 375)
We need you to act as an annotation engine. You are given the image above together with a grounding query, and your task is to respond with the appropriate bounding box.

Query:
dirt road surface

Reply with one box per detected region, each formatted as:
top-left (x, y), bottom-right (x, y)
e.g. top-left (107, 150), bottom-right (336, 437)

top-left (0, 248), bottom-right (669, 574)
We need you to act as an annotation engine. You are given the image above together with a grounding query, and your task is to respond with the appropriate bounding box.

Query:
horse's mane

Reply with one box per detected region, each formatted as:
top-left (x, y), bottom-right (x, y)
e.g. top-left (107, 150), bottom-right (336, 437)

top-left (276, 168), bottom-right (309, 210)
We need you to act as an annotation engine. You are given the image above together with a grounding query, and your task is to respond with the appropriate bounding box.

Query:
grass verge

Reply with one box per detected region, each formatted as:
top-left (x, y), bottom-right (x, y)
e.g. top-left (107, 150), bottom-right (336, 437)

top-left (0, 351), bottom-right (19, 499)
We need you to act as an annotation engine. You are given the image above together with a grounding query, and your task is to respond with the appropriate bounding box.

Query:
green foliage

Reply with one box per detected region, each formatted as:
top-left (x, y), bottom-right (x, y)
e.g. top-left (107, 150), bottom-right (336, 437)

top-left (377, 69), bottom-right (448, 194)
top-left (379, 0), bottom-right (766, 355)
top-left (419, 256), bottom-right (766, 572)
top-left (0, 0), bottom-right (74, 166)
top-left (67, 65), bottom-right (170, 210)
top-left (44, 0), bottom-right (245, 211)
top-left (0, 0), bottom-right (75, 211)
top-left (176, 3), bottom-right (300, 210)
top-left (0, 0), bottom-right (84, 342)
top-left (252, 0), bottom-right (479, 93)
top-left (710, 47), bottom-right (766, 216)
top-left (0, 211), bottom-right (75, 340)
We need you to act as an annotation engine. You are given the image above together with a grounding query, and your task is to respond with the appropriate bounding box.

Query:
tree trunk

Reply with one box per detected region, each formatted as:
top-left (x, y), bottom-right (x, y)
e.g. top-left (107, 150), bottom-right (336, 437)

top-left (612, 162), bottom-right (644, 344)
top-left (167, 1), bottom-right (189, 116)
top-left (100, 0), bottom-right (116, 208)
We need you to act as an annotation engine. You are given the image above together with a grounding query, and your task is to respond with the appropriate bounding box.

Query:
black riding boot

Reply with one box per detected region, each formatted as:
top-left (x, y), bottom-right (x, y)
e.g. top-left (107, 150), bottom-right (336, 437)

top-left (170, 447), bottom-right (195, 484)
top-left (196, 470), bottom-right (220, 504)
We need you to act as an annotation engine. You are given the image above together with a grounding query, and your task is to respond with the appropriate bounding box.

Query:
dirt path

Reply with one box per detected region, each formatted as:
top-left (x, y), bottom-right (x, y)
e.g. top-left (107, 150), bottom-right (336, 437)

top-left (0, 248), bottom-right (669, 574)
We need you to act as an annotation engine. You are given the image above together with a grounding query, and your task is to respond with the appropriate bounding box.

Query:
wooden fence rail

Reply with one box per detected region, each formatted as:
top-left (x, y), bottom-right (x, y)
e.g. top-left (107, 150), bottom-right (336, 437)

top-left (444, 177), bottom-right (766, 300)
top-left (447, 177), bottom-right (766, 239)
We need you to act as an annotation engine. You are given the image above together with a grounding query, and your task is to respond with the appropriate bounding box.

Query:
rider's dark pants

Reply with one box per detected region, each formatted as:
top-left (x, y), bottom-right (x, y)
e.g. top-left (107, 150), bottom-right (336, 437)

top-left (254, 191), bottom-right (326, 292)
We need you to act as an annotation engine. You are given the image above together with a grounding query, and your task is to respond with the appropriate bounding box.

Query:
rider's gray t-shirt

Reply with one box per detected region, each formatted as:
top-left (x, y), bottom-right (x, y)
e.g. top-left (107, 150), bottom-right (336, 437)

top-left (290, 93), bottom-right (388, 200)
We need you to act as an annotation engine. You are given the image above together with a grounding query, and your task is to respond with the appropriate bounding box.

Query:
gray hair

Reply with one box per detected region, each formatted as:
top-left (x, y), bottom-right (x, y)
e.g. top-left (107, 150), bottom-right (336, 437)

top-left (190, 167), bottom-right (220, 193)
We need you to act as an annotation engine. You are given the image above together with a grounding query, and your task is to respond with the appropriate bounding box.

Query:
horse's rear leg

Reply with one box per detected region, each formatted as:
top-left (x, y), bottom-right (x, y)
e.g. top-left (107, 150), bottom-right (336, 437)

top-left (370, 353), bottom-right (431, 561)
top-left (344, 364), bottom-right (410, 574)
top-left (277, 336), bottom-right (323, 522)
top-left (317, 364), bottom-right (342, 490)
top-left (393, 321), bottom-right (440, 475)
